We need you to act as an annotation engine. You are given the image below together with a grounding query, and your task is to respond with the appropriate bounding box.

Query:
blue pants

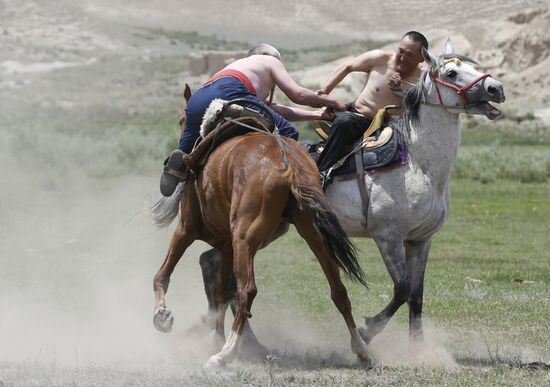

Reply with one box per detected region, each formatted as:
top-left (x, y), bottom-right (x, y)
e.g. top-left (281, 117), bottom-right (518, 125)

top-left (178, 77), bottom-right (299, 154)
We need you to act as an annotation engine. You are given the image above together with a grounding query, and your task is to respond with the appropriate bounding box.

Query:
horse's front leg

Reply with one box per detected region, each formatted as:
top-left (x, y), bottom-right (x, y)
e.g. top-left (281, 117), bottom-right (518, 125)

top-left (153, 223), bottom-right (195, 333)
top-left (404, 238), bottom-right (432, 342)
top-left (209, 246), bottom-right (235, 349)
top-left (360, 236), bottom-right (410, 344)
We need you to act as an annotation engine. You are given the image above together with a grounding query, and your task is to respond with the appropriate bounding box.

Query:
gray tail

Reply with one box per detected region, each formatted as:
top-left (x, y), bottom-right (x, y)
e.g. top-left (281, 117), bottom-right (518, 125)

top-left (149, 183), bottom-right (184, 228)
top-left (290, 179), bottom-right (367, 287)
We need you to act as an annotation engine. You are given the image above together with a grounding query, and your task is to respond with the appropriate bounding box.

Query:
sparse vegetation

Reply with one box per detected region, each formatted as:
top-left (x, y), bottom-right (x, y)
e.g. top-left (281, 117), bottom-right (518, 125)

top-left (2, 2), bottom-right (550, 384)
top-left (1, 179), bottom-right (548, 386)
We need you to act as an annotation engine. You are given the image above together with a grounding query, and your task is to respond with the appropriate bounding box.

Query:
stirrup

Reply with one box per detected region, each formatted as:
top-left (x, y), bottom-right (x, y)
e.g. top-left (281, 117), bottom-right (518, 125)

top-left (320, 169), bottom-right (333, 189)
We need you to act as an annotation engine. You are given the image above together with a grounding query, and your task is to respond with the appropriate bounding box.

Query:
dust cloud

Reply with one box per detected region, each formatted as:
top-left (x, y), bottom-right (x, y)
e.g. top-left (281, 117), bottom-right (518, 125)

top-left (2, 0), bottom-right (546, 378)
top-left (0, 151), bottom-right (458, 372)
top-left (0, 159), bottom-right (213, 369)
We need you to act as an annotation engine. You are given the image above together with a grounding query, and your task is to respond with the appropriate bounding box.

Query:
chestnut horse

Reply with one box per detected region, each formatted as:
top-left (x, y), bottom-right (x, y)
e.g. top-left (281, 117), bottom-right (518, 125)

top-left (150, 96), bottom-right (369, 368)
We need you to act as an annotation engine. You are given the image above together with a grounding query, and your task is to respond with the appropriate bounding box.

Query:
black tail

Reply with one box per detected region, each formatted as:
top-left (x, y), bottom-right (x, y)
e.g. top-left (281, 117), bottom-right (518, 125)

top-left (149, 183), bottom-right (184, 228)
top-left (290, 175), bottom-right (367, 287)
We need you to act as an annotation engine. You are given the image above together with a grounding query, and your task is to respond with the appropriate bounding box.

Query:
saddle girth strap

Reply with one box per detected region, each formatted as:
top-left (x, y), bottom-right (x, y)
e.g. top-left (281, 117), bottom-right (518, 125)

top-left (354, 150), bottom-right (369, 226)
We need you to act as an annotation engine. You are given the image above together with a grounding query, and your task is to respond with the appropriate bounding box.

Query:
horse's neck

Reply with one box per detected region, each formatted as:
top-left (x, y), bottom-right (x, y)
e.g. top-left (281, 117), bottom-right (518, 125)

top-left (406, 104), bottom-right (461, 190)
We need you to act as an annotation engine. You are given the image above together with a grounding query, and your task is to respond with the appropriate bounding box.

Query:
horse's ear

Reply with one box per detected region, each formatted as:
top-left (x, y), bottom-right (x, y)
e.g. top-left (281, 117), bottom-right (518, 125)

top-left (445, 38), bottom-right (454, 55)
top-left (422, 47), bottom-right (437, 69)
top-left (183, 83), bottom-right (192, 103)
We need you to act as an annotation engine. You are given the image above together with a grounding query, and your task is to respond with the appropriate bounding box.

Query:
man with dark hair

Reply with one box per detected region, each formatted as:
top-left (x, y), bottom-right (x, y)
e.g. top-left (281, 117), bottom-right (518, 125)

top-left (160, 43), bottom-right (345, 196)
top-left (315, 31), bottom-right (428, 171)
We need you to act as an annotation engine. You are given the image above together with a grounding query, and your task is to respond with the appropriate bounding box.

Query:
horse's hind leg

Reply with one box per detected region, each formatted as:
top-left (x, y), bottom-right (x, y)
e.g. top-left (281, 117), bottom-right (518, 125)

top-left (359, 236), bottom-right (410, 344)
top-left (204, 188), bottom-right (285, 368)
top-left (152, 223), bottom-right (195, 333)
top-left (293, 210), bottom-right (370, 362)
top-left (204, 240), bottom-right (261, 367)
top-left (405, 238), bottom-right (431, 342)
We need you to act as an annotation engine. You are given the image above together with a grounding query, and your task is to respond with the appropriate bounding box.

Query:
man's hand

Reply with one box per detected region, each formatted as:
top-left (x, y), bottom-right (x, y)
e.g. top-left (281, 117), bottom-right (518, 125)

top-left (310, 89), bottom-right (328, 108)
top-left (319, 107), bottom-right (336, 121)
top-left (388, 72), bottom-right (402, 91)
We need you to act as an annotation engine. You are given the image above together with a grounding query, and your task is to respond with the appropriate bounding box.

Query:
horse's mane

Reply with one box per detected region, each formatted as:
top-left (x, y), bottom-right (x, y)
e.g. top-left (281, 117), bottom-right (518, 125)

top-left (403, 71), bottom-right (428, 126)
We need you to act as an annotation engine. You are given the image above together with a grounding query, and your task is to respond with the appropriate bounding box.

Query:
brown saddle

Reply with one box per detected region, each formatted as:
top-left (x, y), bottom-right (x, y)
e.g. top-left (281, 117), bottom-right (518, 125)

top-left (183, 114), bottom-right (272, 176)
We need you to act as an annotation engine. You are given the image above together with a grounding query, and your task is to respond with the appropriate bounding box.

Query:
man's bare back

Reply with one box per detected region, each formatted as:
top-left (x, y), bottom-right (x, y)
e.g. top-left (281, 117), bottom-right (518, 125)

top-left (226, 55), bottom-right (276, 100)
top-left (226, 55), bottom-right (344, 111)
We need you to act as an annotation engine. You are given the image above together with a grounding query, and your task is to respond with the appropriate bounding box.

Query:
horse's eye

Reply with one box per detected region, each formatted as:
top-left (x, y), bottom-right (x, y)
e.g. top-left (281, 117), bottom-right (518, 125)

top-left (445, 69), bottom-right (457, 78)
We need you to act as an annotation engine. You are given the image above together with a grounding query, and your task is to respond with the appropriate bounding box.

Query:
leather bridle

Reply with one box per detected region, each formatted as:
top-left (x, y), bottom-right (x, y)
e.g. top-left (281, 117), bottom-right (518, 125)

top-left (430, 58), bottom-right (493, 108)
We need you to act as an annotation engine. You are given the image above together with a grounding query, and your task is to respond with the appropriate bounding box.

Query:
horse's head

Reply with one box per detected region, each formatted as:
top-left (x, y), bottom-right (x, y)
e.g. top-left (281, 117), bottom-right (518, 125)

top-left (415, 39), bottom-right (505, 120)
top-left (178, 83), bottom-right (192, 135)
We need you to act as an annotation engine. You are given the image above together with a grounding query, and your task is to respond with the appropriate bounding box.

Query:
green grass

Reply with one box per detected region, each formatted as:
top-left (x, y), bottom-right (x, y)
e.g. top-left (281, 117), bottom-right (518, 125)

top-left (2, 179), bottom-right (548, 385)
top-left (250, 178), bottom-right (549, 385)
top-left (455, 118), bottom-right (550, 183)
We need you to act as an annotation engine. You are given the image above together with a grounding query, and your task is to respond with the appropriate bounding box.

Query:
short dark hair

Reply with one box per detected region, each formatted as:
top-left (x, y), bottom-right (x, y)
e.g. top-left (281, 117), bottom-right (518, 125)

top-left (402, 31), bottom-right (428, 51)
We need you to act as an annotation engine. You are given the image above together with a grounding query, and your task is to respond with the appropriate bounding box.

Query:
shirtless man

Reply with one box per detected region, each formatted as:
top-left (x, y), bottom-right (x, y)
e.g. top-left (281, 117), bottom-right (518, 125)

top-left (315, 31), bottom-right (428, 171)
top-left (160, 43), bottom-right (346, 196)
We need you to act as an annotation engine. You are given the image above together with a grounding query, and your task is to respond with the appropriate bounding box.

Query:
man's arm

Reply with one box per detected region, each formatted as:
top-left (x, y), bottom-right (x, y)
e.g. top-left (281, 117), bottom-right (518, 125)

top-left (267, 56), bottom-right (346, 111)
top-left (319, 50), bottom-right (389, 95)
top-left (270, 104), bottom-right (333, 121)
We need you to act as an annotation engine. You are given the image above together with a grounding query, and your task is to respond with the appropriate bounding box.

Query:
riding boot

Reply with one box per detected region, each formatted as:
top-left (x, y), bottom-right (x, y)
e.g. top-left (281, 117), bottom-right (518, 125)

top-left (160, 149), bottom-right (187, 197)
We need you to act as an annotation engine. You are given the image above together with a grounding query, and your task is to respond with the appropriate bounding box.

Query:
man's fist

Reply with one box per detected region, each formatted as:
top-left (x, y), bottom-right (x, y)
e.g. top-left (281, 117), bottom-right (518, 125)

top-left (388, 72), bottom-right (402, 90)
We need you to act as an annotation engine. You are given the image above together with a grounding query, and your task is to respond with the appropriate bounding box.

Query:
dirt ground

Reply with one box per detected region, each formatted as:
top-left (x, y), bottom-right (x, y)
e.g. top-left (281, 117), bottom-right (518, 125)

top-left (1, 0), bottom-right (549, 383)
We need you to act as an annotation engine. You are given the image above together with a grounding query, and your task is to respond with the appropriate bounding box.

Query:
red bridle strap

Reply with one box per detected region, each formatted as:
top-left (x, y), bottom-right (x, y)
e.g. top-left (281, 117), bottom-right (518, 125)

top-left (431, 72), bottom-right (492, 107)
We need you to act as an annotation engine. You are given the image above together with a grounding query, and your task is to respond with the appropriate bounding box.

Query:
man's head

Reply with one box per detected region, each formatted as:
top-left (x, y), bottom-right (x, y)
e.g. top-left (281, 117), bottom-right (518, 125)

top-left (394, 31), bottom-right (428, 75)
top-left (247, 43), bottom-right (282, 60)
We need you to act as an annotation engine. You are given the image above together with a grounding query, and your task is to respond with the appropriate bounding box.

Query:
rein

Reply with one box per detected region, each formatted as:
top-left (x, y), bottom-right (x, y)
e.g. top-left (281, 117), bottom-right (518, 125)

top-left (429, 58), bottom-right (493, 108)
top-left (222, 116), bottom-right (292, 169)
top-left (431, 72), bottom-right (492, 107)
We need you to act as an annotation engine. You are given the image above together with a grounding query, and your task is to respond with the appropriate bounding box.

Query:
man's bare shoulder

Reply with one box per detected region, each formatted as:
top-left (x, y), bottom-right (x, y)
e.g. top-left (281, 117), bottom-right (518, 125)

top-left (248, 54), bottom-right (280, 65)
top-left (227, 55), bottom-right (281, 76)
top-left (366, 49), bottom-right (392, 58)
top-left (352, 49), bottom-right (393, 70)
top-left (362, 49), bottom-right (392, 61)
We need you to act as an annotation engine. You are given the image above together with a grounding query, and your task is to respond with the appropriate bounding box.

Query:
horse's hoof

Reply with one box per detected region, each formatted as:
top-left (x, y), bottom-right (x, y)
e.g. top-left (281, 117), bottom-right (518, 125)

top-left (357, 353), bottom-right (374, 368)
top-left (351, 328), bottom-right (371, 365)
top-left (358, 326), bottom-right (373, 345)
top-left (153, 306), bottom-right (174, 333)
top-left (203, 354), bottom-right (225, 370)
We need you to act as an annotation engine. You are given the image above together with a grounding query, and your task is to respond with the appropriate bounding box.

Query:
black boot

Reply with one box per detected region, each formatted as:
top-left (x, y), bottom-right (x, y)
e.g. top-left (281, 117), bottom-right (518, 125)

top-left (160, 149), bottom-right (187, 197)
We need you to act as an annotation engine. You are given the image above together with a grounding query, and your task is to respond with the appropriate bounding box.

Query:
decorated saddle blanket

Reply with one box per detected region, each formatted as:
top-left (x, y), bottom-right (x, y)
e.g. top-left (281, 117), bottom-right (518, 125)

top-left (308, 125), bottom-right (408, 177)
